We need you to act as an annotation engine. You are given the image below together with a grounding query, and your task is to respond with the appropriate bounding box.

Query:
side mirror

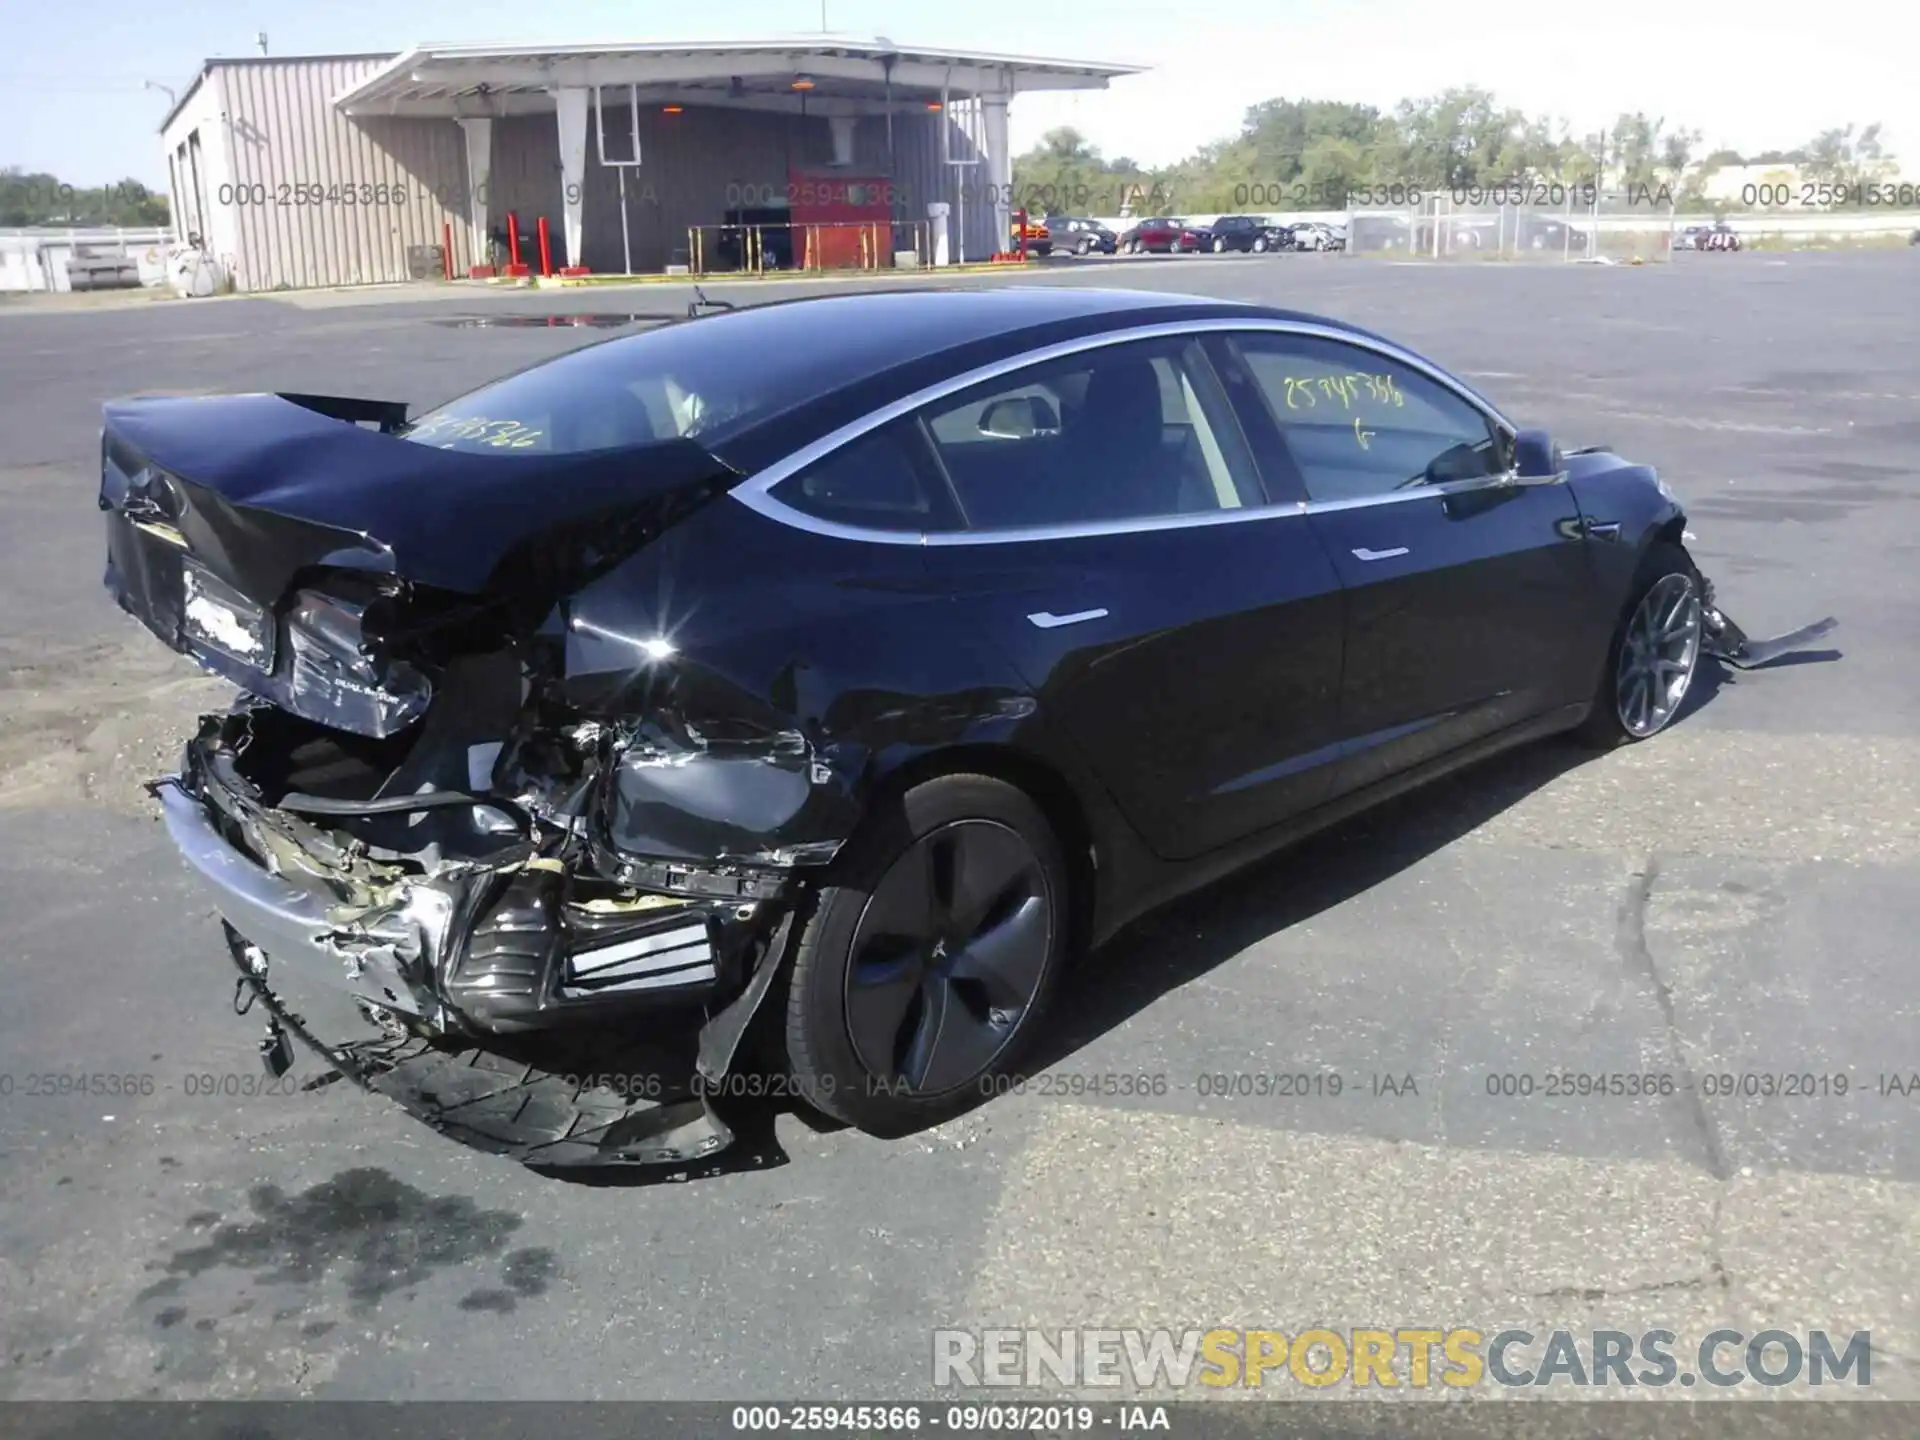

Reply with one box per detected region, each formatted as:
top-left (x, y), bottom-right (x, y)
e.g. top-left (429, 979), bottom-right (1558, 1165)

top-left (978, 394), bottom-right (1060, 440)
top-left (1513, 427), bottom-right (1562, 481)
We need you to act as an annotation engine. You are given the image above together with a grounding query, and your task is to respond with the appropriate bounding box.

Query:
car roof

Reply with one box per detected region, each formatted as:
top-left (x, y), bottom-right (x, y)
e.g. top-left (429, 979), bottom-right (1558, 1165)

top-left (539, 287), bottom-right (1434, 468)
top-left (674, 285), bottom-right (1394, 388)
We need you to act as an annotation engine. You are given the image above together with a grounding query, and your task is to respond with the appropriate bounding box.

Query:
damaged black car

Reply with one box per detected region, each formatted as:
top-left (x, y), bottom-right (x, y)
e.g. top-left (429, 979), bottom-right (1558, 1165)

top-left (100, 287), bottom-right (1836, 1169)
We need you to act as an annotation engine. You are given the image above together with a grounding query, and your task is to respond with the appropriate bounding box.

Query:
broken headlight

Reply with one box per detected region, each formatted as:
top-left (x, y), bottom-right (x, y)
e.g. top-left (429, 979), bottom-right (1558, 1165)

top-left (284, 588), bottom-right (433, 738)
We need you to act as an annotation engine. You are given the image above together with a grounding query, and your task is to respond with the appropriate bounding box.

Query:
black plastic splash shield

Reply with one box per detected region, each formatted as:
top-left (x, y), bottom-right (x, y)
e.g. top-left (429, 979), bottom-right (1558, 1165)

top-left (1703, 606), bottom-right (1840, 670)
top-left (223, 925), bottom-right (742, 1172)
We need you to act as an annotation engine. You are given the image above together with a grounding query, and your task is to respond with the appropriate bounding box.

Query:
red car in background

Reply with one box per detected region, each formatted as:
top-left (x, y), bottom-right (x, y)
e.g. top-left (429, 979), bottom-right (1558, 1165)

top-left (1117, 216), bottom-right (1211, 254)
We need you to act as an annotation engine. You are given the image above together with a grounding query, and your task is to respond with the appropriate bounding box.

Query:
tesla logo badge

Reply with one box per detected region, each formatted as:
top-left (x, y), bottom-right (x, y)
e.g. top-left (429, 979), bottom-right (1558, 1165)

top-left (1353, 416), bottom-right (1375, 450)
top-left (1028, 609), bottom-right (1109, 629)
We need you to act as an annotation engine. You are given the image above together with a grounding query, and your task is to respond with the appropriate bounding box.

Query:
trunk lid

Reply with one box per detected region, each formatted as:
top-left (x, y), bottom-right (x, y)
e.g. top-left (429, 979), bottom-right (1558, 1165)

top-left (101, 392), bottom-right (737, 735)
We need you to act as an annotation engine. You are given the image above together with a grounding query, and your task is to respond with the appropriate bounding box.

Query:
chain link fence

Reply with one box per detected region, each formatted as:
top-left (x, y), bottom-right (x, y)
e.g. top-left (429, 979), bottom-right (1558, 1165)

top-left (1345, 187), bottom-right (1676, 262)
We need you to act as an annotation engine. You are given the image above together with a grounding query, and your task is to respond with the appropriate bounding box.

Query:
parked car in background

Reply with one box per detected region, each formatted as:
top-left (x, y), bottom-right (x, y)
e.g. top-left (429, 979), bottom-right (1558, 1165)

top-left (1286, 221), bottom-right (1345, 252)
top-left (65, 244), bottom-right (143, 291)
top-left (1513, 216), bottom-right (1590, 253)
top-left (1676, 223), bottom-right (1741, 252)
top-left (1118, 216), bottom-right (1212, 254)
top-left (1045, 217), bottom-right (1118, 256)
top-left (1207, 215), bottom-right (1287, 253)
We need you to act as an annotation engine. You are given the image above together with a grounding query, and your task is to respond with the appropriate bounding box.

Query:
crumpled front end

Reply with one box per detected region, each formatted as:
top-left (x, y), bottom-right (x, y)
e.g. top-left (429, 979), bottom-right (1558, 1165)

top-left (102, 392), bottom-right (855, 1167)
top-left (152, 676), bottom-right (820, 1170)
top-left (157, 699), bottom-right (788, 1038)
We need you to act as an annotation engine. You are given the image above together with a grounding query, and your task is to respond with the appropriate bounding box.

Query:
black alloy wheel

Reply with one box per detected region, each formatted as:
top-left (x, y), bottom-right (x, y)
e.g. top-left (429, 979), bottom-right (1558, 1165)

top-left (785, 774), bottom-right (1067, 1134)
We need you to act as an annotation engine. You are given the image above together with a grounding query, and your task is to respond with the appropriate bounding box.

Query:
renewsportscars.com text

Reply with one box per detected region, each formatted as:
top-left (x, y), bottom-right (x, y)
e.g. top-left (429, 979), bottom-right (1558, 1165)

top-left (932, 1327), bottom-right (1873, 1390)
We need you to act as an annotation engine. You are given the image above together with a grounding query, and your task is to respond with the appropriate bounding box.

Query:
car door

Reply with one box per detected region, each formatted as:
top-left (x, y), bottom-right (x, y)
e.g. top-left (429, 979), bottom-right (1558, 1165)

top-left (902, 333), bottom-right (1346, 861)
top-left (1223, 329), bottom-right (1601, 794)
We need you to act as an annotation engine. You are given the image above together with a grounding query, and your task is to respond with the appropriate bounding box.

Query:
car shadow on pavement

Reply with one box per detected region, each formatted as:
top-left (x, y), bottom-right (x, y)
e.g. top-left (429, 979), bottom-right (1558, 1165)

top-left (1679, 645), bottom-right (1843, 722)
top-left (1026, 733), bottom-right (1603, 1077)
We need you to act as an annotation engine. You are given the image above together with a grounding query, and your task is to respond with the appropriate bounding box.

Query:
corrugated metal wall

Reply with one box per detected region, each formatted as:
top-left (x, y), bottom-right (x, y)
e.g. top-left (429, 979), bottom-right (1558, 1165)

top-left (856, 110), bottom-right (998, 262)
top-left (208, 59), bottom-right (1006, 287)
top-left (218, 58), bottom-right (469, 290)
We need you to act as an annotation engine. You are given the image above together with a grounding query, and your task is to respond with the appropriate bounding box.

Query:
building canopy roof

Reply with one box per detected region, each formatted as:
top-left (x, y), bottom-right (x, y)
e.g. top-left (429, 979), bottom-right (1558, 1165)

top-left (331, 35), bottom-right (1145, 118)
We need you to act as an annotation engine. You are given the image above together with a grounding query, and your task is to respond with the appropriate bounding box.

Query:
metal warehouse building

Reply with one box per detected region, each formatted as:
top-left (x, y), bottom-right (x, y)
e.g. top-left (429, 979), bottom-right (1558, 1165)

top-left (158, 36), bottom-right (1140, 292)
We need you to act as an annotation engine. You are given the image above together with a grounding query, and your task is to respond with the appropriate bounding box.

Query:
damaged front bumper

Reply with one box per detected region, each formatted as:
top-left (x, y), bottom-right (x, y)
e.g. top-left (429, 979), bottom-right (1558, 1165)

top-left (154, 711), bottom-right (812, 1168)
top-left (156, 721), bottom-right (774, 1035)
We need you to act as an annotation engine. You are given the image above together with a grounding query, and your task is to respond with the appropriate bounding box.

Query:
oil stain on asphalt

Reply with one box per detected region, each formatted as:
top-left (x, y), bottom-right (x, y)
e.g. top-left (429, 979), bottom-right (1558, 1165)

top-left (151, 1167), bottom-right (558, 1317)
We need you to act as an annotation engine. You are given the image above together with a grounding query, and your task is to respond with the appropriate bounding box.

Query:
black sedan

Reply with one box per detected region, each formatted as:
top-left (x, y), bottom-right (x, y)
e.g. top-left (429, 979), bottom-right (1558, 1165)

top-left (1206, 215), bottom-right (1287, 252)
top-left (1045, 216), bottom-right (1118, 256)
top-left (99, 288), bottom-right (1833, 1167)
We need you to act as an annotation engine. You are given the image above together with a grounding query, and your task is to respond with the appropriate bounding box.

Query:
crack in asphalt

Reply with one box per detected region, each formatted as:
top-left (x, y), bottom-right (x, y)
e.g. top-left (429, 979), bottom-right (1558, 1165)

top-left (1531, 1276), bottom-right (1710, 1301)
top-left (1614, 852), bottom-right (1735, 1295)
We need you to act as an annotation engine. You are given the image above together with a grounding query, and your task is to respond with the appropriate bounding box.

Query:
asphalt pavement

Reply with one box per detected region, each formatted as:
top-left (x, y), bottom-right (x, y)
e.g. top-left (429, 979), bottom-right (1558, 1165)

top-left (0, 250), bottom-right (1915, 1405)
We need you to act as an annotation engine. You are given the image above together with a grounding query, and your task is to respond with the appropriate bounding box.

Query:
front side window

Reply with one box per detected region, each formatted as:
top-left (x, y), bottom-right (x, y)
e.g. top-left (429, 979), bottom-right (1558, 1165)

top-left (915, 337), bottom-right (1265, 532)
top-left (1230, 333), bottom-right (1507, 504)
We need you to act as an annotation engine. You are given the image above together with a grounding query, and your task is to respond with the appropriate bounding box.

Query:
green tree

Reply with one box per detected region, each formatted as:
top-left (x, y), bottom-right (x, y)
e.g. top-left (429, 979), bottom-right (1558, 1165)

top-left (0, 168), bottom-right (169, 226)
top-left (1801, 122), bottom-right (1890, 188)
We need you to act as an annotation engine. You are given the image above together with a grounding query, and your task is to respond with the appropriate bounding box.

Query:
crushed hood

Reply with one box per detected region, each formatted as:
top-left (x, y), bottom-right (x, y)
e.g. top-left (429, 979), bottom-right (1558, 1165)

top-left (100, 393), bottom-right (739, 601)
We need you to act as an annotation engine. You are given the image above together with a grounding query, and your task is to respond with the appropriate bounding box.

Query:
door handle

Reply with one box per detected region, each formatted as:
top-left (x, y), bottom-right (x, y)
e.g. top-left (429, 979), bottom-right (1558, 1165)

top-left (1351, 546), bottom-right (1410, 562)
top-left (1027, 608), bottom-right (1109, 629)
top-left (1582, 520), bottom-right (1623, 541)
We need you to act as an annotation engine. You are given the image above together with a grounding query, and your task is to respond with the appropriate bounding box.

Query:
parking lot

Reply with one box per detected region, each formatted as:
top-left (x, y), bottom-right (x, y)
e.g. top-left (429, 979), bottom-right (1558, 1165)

top-left (1, 250), bottom-right (1916, 1403)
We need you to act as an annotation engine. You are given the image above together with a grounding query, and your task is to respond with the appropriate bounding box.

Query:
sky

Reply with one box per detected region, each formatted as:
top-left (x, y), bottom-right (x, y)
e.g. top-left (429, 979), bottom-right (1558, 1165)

top-left (3, 0), bottom-right (1910, 186)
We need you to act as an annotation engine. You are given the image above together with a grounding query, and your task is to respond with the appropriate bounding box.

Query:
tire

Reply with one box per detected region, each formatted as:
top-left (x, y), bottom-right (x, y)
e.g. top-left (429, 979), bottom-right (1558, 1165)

top-left (1074, 237), bottom-right (1091, 256)
top-left (1573, 544), bottom-right (1706, 749)
top-left (1252, 236), bottom-right (1268, 252)
top-left (784, 773), bottom-right (1069, 1136)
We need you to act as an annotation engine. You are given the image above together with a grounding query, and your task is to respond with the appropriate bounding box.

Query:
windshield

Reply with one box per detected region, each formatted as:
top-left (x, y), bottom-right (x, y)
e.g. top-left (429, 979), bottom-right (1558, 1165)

top-left (400, 317), bottom-right (803, 456)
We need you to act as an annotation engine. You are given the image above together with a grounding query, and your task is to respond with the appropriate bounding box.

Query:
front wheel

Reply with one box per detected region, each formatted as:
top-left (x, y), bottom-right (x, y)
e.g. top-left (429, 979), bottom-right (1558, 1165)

top-left (784, 774), bottom-right (1069, 1135)
top-left (1574, 545), bottom-right (1705, 748)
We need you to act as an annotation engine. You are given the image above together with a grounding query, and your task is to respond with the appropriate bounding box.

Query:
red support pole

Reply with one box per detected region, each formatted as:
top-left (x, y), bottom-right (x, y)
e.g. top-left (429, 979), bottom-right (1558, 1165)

top-left (537, 216), bottom-right (553, 278)
top-left (506, 212), bottom-right (521, 269)
top-left (442, 221), bottom-right (454, 279)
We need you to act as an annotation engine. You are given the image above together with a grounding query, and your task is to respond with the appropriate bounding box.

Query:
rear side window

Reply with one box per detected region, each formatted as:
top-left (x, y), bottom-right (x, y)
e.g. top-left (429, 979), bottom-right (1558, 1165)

top-left (769, 422), bottom-right (963, 533)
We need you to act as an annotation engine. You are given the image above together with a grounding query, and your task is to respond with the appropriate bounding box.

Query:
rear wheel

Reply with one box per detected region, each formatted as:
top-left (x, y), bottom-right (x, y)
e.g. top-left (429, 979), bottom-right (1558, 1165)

top-left (1574, 545), bottom-right (1705, 748)
top-left (785, 774), bottom-right (1068, 1135)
